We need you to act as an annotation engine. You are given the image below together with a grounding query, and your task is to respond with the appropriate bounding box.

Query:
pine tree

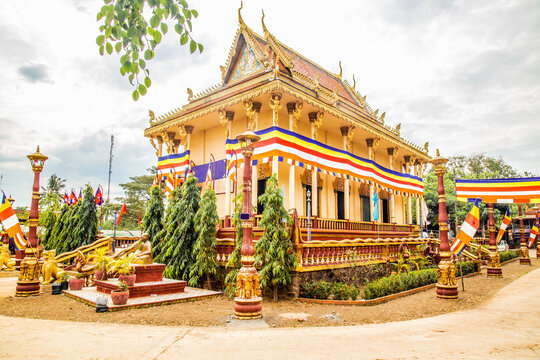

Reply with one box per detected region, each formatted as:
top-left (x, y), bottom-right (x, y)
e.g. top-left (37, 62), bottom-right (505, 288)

top-left (255, 175), bottom-right (297, 301)
top-left (153, 187), bottom-right (182, 258)
top-left (74, 185), bottom-right (99, 246)
top-left (224, 188), bottom-right (243, 296)
top-left (41, 208), bottom-right (58, 249)
top-left (155, 175), bottom-right (200, 280)
top-left (48, 204), bottom-right (70, 251)
top-left (189, 188), bottom-right (219, 287)
top-left (142, 185), bottom-right (165, 247)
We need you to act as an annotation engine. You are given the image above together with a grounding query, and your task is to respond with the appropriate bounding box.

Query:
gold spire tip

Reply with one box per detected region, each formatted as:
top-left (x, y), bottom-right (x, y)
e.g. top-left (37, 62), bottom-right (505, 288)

top-left (238, 1), bottom-right (246, 28)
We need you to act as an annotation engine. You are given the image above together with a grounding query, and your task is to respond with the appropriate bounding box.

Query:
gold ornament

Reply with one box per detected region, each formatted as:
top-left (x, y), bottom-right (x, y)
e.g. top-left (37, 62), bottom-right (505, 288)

top-left (41, 250), bottom-right (65, 284)
top-left (0, 244), bottom-right (15, 271)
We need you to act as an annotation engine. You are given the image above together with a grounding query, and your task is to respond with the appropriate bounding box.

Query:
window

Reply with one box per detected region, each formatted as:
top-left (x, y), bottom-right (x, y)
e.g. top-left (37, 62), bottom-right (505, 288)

top-left (361, 195), bottom-right (370, 222)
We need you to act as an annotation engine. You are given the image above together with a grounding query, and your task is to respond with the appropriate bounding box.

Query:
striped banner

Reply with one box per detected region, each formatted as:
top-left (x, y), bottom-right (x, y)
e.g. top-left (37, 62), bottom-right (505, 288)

top-left (226, 127), bottom-right (423, 197)
top-left (456, 177), bottom-right (540, 204)
top-left (0, 192), bottom-right (26, 250)
top-left (528, 224), bottom-right (538, 248)
top-left (451, 200), bottom-right (481, 256)
top-left (157, 150), bottom-right (190, 172)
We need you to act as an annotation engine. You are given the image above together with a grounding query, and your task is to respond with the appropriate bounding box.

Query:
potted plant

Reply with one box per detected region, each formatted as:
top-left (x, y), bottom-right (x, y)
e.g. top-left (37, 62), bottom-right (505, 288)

top-left (69, 273), bottom-right (85, 290)
top-left (88, 247), bottom-right (112, 281)
top-left (108, 253), bottom-right (142, 286)
top-left (58, 272), bottom-right (70, 290)
top-left (110, 280), bottom-right (129, 306)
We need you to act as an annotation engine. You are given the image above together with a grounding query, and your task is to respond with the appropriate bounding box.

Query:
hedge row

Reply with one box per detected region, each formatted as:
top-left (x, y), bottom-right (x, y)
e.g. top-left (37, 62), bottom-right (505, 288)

top-left (499, 250), bottom-right (519, 263)
top-left (300, 281), bottom-right (360, 300)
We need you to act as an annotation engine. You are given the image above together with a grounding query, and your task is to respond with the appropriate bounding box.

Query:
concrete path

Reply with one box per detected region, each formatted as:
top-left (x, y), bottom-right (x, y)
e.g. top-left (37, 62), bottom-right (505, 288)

top-left (1, 268), bottom-right (540, 360)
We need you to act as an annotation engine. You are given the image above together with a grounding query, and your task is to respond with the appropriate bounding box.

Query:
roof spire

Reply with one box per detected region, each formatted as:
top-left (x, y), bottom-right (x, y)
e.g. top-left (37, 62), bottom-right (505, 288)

top-left (352, 74), bottom-right (356, 91)
top-left (338, 61), bottom-right (342, 81)
top-left (238, 1), bottom-right (246, 29)
top-left (261, 9), bottom-right (270, 38)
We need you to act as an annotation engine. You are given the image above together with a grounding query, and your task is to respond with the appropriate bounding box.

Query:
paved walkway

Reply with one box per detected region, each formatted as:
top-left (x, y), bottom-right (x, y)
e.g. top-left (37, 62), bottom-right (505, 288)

top-left (1, 268), bottom-right (540, 360)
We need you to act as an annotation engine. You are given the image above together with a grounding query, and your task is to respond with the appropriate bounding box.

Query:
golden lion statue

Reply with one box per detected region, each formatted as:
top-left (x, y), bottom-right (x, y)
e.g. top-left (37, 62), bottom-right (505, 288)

top-left (41, 250), bottom-right (65, 284)
top-left (0, 244), bottom-right (15, 271)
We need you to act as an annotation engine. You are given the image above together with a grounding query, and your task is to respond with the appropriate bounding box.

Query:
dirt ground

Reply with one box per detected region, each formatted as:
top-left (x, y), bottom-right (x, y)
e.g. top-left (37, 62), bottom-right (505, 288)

top-left (0, 259), bottom-right (536, 328)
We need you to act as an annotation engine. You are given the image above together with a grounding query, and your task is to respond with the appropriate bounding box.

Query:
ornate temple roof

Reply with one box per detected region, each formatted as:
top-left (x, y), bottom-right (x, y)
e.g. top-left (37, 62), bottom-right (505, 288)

top-left (144, 6), bottom-right (430, 161)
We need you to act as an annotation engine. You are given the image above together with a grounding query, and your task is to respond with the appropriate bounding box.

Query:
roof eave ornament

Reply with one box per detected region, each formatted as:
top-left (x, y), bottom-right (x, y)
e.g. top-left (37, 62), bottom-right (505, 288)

top-left (352, 74), bottom-right (356, 91)
top-left (261, 10), bottom-right (270, 38)
top-left (238, 1), bottom-right (246, 29)
top-left (337, 61), bottom-right (343, 81)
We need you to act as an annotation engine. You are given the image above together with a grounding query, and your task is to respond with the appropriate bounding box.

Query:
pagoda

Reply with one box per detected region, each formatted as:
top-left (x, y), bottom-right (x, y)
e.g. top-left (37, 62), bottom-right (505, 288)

top-left (144, 8), bottom-right (431, 272)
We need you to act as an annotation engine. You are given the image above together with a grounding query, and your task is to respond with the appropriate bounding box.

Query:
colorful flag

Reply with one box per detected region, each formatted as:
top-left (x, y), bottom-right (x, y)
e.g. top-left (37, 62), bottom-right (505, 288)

top-left (205, 164), bottom-right (212, 186)
top-left (95, 187), bottom-right (104, 206)
top-left (528, 223), bottom-right (538, 248)
top-left (164, 173), bottom-right (175, 198)
top-left (78, 190), bottom-right (82, 201)
top-left (138, 210), bottom-right (142, 228)
top-left (450, 199), bottom-right (481, 255)
top-left (495, 209), bottom-right (512, 244)
top-left (70, 190), bottom-right (77, 205)
top-left (0, 192), bottom-right (26, 250)
top-left (63, 192), bottom-right (69, 204)
top-left (372, 191), bottom-right (379, 221)
top-left (116, 203), bottom-right (126, 226)
top-left (152, 174), bottom-right (158, 188)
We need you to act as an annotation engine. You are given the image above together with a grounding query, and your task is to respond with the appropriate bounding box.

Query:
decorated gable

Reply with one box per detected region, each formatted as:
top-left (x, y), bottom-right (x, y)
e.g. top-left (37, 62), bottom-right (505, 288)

top-left (230, 43), bottom-right (264, 83)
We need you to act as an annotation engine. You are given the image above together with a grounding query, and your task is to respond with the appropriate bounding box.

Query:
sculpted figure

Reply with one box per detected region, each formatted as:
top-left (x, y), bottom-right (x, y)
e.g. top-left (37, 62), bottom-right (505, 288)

top-left (133, 233), bottom-right (153, 265)
top-left (236, 273), bottom-right (245, 298)
top-left (244, 274), bottom-right (253, 299)
top-left (73, 250), bottom-right (95, 286)
top-left (0, 244), bottom-right (15, 271)
top-left (41, 250), bottom-right (65, 284)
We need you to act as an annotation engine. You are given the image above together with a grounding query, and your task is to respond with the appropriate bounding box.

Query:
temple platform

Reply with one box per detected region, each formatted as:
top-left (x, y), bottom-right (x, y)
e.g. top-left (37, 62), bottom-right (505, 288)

top-left (95, 277), bottom-right (186, 298)
top-left (64, 285), bottom-right (221, 311)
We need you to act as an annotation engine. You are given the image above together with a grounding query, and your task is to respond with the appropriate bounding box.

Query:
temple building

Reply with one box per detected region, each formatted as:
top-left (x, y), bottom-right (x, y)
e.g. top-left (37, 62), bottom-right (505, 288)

top-left (144, 9), bottom-right (431, 239)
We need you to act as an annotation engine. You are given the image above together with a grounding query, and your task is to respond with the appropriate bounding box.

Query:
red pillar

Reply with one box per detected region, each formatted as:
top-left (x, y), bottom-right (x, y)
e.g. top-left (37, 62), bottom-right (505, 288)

top-left (518, 204), bottom-right (531, 265)
top-left (487, 203), bottom-right (502, 278)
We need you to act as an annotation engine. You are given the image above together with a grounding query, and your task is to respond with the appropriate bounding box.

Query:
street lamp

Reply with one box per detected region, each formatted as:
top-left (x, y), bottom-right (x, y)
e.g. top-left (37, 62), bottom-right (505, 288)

top-left (430, 149), bottom-right (458, 299)
top-left (233, 130), bottom-right (263, 320)
top-left (16, 146), bottom-right (48, 297)
top-left (307, 189), bottom-right (312, 242)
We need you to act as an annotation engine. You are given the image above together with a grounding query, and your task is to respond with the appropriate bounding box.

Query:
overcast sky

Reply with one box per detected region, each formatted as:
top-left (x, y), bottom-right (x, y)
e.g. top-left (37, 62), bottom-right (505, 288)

top-left (1, 0), bottom-right (539, 208)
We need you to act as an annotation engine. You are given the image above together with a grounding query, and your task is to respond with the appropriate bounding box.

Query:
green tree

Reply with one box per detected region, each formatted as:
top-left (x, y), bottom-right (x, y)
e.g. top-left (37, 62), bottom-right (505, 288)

top-left (255, 175), bottom-right (297, 301)
top-left (155, 174), bottom-right (200, 279)
top-left (154, 187), bottom-right (181, 255)
top-left (142, 185), bottom-right (164, 246)
top-left (115, 171), bottom-right (154, 229)
top-left (56, 201), bottom-right (82, 254)
top-left (39, 174), bottom-right (66, 206)
top-left (48, 204), bottom-right (70, 251)
top-left (74, 185), bottom-right (99, 246)
top-left (189, 188), bottom-right (219, 287)
top-left (224, 188), bottom-right (243, 296)
top-left (96, 0), bottom-right (203, 100)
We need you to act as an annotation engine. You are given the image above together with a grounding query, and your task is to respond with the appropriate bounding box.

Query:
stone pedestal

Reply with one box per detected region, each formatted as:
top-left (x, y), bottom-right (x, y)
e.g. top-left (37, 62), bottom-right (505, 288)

top-left (96, 278), bottom-right (186, 298)
top-left (133, 263), bottom-right (165, 283)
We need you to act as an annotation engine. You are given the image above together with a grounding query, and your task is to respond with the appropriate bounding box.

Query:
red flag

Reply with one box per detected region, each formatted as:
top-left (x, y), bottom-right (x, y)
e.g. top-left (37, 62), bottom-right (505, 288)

top-left (138, 210), bottom-right (141, 228)
top-left (116, 203), bottom-right (126, 226)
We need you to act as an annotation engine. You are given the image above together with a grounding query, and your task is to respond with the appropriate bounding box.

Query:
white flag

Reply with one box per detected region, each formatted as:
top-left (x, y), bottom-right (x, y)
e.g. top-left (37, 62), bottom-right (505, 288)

top-left (422, 199), bottom-right (430, 225)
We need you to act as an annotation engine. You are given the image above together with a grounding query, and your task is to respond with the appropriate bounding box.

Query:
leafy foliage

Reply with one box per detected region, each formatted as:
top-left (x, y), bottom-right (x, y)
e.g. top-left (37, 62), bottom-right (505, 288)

top-left (224, 188), bottom-right (243, 297)
top-left (113, 170), bottom-right (154, 229)
top-left (189, 188), bottom-right (219, 287)
top-left (299, 281), bottom-right (360, 301)
top-left (96, 0), bottom-right (203, 100)
top-left (255, 175), bottom-right (297, 301)
top-left (73, 186), bottom-right (99, 246)
top-left (362, 269), bottom-right (438, 300)
top-left (155, 174), bottom-right (200, 280)
top-left (499, 250), bottom-right (519, 263)
top-left (153, 187), bottom-right (181, 255)
top-left (142, 185), bottom-right (164, 247)
top-left (47, 204), bottom-right (70, 251)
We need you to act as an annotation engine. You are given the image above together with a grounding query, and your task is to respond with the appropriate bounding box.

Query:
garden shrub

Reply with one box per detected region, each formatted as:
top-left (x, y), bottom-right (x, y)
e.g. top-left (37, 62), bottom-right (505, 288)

top-left (330, 282), bottom-right (350, 300)
top-left (499, 250), bottom-right (519, 263)
top-left (362, 269), bottom-right (438, 300)
top-left (455, 261), bottom-right (479, 277)
top-left (300, 281), bottom-right (360, 300)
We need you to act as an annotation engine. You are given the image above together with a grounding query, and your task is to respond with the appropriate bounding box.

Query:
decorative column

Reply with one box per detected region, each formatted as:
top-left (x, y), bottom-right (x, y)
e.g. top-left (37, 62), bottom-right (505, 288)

top-left (184, 126), bottom-right (194, 152)
top-left (269, 94), bottom-right (282, 179)
top-left (221, 112), bottom-right (234, 221)
top-left (404, 156), bottom-right (412, 224)
top-left (244, 101), bottom-right (259, 209)
top-left (234, 131), bottom-right (263, 319)
top-left (16, 146), bottom-right (48, 297)
top-left (487, 203), bottom-right (502, 278)
top-left (157, 136), bottom-right (163, 157)
top-left (287, 102), bottom-right (302, 210)
top-left (309, 112), bottom-right (319, 217)
top-left (387, 148), bottom-right (396, 223)
top-left (341, 127), bottom-right (351, 220)
top-left (518, 204), bottom-right (531, 265)
top-left (415, 160), bottom-right (422, 225)
top-left (430, 150), bottom-right (458, 299)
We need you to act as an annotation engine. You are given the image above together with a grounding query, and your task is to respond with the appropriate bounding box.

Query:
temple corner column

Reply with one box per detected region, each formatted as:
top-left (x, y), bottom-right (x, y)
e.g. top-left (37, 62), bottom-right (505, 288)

top-left (487, 203), bottom-right (503, 278)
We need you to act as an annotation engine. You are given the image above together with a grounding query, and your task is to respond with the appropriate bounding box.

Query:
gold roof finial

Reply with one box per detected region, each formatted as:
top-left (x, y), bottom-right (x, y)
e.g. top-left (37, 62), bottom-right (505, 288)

top-left (338, 61), bottom-right (342, 81)
top-left (261, 10), bottom-right (270, 37)
top-left (436, 148), bottom-right (440, 156)
top-left (352, 74), bottom-right (356, 91)
top-left (238, 1), bottom-right (246, 29)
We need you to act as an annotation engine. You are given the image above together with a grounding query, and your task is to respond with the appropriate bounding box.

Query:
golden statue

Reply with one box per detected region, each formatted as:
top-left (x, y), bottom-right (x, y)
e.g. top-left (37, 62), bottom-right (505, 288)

top-left (73, 250), bottom-right (96, 286)
top-left (133, 233), bottom-right (153, 265)
top-left (41, 249), bottom-right (65, 284)
top-left (0, 244), bottom-right (15, 271)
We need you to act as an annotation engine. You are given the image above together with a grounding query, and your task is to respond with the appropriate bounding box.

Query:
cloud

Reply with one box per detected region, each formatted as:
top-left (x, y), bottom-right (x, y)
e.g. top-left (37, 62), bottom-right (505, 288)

top-left (17, 63), bottom-right (53, 84)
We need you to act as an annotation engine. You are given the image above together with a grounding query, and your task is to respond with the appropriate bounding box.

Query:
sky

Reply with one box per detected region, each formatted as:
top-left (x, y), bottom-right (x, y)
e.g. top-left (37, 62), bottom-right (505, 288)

top-left (1, 0), bottom-right (539, 208)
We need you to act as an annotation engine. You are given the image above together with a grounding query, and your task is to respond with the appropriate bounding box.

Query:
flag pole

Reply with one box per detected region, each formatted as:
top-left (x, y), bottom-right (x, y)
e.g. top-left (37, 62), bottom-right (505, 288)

top-left (112, 211), bottom-right (117, 253)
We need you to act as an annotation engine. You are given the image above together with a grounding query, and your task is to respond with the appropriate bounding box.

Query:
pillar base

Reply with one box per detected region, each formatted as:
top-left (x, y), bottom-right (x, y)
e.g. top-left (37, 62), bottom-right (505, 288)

top-left (15, 280), bottom-right (41, 297)
top-left (519, 258), bottom-right (531, 265)
top-left (234, 297), bottom-right (263, 320)
top-left (486, 267), bottom-right (503, 278)
top-left (436, 284), bottom-right (458, 299)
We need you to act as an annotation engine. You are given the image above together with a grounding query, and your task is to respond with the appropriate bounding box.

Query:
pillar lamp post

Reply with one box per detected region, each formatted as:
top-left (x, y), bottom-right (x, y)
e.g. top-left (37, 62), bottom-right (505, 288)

top-left (16, 146), bottom-right (48, 297)
top-left (518, 204), bottom-right (531, 265)
top-left (487, 203), bottom-right (502, 278)
top-left (233, 130), bottom-right (263, 319)
top-left (430, 150), bottom-right (458, 299)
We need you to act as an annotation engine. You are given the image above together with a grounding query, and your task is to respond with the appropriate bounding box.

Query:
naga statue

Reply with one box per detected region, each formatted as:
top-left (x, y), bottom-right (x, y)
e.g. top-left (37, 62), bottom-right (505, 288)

top-left (41, 250), bottom-right (65, 284)
top-left (0, 244), bottom-right (15, 271)
top-left (73, 250), bottom-right (96, 286)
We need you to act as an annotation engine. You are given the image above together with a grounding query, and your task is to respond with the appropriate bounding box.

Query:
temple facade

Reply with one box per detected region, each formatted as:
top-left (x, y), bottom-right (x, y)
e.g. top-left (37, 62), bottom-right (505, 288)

top-left (144, 10), bottom-right (431, 235)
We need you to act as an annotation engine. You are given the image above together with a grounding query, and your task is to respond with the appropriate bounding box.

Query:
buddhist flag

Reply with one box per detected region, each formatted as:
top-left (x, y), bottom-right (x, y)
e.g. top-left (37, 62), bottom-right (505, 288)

top-left (205, 164), bottom-right (212, 186)
top-left (528, 223), bottom-right (538, 248)
top-left (495, 209), bottom-right (512, 244)
top-left (164, 173), bottom-right (175, 198)
top-left (451, 199), bottom-right (481, 256)
top-left (78, 190), bottom-right (82, 201)
top-left (0, 192), bottom-right (26, 250)
top-left (63, 192), bottom-right (69, 204)
top-left (116, 203), bottom-right (126, 225)
top-left (152, 174), bottom-right (158, 188)
top-left (372, 191), bottom-right (379, 221)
